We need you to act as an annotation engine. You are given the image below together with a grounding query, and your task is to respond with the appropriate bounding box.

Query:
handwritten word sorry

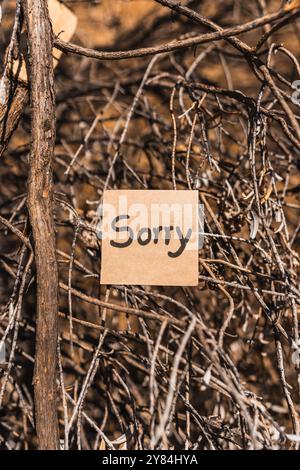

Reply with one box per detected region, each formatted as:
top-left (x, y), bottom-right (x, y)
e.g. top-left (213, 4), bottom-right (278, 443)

top-left (110, 215), bottom-right (192, 258)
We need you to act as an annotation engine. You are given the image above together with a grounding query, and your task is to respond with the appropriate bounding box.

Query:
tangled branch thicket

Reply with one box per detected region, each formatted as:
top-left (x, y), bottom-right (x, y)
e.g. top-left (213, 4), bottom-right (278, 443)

top-left (0, 0), bottom-right (300, 450)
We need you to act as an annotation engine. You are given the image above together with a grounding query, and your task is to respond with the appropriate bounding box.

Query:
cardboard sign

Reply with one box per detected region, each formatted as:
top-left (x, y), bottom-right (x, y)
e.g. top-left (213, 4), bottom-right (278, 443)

top-left (13, 0), bottom-right (78, 83)
top-left (100, 190), bottom-right (199, 286)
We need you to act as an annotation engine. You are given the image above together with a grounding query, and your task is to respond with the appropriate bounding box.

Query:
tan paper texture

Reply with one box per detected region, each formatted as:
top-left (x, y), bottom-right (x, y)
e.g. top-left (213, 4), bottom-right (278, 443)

top-left (13, 0), bottom-right (78, 82)
top-left (100, 190), bottom-right (199, 286)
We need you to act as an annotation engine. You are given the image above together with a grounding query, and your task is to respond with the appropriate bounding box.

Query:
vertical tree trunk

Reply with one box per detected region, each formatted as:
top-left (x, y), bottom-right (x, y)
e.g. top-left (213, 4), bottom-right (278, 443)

top-left (22, 0), bottom-right (60, 450)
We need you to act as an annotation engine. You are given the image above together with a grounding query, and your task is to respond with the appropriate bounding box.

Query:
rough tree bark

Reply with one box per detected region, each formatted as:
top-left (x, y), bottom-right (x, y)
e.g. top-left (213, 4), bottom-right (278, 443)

top-left (22, 0), bottom-right (60, 449)
top-left (0, 84), bottom-right (28, 158)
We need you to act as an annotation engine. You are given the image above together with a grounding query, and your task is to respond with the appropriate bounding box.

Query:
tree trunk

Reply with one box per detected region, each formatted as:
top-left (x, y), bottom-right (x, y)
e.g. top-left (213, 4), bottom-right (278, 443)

top-left (22, 0), bottom-right (60, 450)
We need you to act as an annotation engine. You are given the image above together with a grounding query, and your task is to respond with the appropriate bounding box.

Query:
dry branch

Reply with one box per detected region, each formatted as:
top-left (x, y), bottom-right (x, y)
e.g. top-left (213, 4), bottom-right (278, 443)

top-left (0, 84), bottom-right (28, 158)
top-left (22, 0), bottom-right (59, 450)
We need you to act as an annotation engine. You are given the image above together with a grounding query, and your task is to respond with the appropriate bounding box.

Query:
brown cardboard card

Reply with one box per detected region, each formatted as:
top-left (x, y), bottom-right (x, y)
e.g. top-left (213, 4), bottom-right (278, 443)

top-left (13, 0), bottom-right (78, 82)
top-left (100, 190), bottom-right (199, 286)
